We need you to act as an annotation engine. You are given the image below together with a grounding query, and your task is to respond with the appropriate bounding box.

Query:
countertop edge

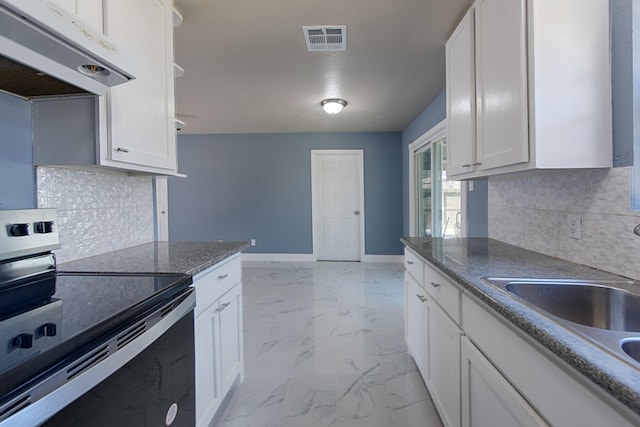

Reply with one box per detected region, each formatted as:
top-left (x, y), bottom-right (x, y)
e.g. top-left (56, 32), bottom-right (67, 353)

top-left (184, 246), bottom-right (246, 276)
top-left (58, 241), bottom-right (250, 277)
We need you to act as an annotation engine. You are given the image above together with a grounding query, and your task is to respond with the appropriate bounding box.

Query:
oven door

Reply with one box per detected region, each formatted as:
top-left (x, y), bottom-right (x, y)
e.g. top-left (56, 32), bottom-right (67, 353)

top-left (1, 289), bottom-right (195, 427)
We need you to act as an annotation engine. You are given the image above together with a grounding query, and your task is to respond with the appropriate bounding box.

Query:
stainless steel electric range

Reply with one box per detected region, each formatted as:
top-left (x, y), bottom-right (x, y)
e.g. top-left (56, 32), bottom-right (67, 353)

top-left (0, 209), bottom-right (196, 426)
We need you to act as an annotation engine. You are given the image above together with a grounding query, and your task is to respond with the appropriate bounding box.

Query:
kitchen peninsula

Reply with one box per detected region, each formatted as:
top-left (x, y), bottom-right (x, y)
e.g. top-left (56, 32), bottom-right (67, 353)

top-left (59, 240), bottom-right (249, 427)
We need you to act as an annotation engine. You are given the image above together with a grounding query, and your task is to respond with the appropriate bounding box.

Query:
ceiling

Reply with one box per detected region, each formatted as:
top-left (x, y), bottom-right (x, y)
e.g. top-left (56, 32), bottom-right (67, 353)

top-left (173, 0), bottom-right (472, 134)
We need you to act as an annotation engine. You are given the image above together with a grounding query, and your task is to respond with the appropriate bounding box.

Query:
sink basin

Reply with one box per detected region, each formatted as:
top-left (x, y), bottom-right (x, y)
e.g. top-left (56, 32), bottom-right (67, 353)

top-left (492, 279), bottom-right (640, 332)
top-left (622, 339), bottom-right (640, 363)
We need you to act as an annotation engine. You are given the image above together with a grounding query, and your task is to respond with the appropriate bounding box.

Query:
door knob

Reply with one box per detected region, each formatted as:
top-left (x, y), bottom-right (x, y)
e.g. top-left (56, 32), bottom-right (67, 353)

top-left (354, 210), bottom-right (360, 215)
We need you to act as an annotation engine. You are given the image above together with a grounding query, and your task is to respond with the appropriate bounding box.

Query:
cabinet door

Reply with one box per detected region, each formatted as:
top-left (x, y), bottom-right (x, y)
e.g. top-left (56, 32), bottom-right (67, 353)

top-left (103, 0), bottom-right (177, 171)
top-left (475, 0), bottom-right (529, 171)
top-left (427, 302), bottom-right (462, 427)
top-left (194, 303), bottom-right (222, 427)
top-left (461, 336), bottom-right (548, 427)
top-left (53, 0), bottom-right (103, 33)
top-left (218, 282), bottom-right (244, 394)
top-left (446, 8), bottom-right (476, 177)
top-left (405, 275), bottom-right (428, 381)
top-left (463, 293), bottom-right (638, 427)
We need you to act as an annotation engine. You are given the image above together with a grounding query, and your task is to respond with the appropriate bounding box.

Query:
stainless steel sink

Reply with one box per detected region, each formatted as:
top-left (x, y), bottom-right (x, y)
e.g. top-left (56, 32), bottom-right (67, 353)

top-left (485, 278), bottom-right (640, 368)
top-left (503, 280), bottom-right (640, 332)
top-left (622, 338), bottom-right (640, 363)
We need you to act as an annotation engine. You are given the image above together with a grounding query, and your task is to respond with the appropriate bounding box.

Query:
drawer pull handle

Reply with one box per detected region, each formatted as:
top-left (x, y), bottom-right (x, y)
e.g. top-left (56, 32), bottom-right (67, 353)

top-left (416, 294), bottom-right (427, 303)
top-left (430, 282), bottom-right (441, 288)
top-left (217, 274), bottom-right (229, 280)
top-left (114, 147), bottom-right (130, 153)
top-left (462, 164), bottom-right (471, 168)
top-left (406, 260), bottom-right (414, 265)
top-left (216, 302), bottom-right (231, 312)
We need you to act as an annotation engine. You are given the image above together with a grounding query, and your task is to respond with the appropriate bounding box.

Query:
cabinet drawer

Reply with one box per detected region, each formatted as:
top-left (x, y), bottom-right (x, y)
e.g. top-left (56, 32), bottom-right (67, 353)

top-left (404, 248), bottom-right (424, 283)
top-left (424, 261), bottom-right (461, 324)
top-left (193, 254), bottom-right (241, 317)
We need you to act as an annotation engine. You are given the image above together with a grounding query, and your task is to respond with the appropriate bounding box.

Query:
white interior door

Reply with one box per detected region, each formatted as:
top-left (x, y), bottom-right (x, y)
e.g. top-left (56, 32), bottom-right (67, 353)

top-left (312, 150), bottom-right (364, 261)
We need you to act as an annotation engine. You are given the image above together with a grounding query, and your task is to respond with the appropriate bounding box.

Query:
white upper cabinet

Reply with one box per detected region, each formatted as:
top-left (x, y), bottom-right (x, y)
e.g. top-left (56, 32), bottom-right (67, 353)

top-left (33, 0), bottom-right (180, 175)
top-left (446, 0), bottom-right (612, 179)
top-left (445, 9), bottom-right (476, 176)
top-left (474, 0), bottom-right (529, 171)
top-left (52, 0), bottom-right (104, 34)
top-left (102, 0), bottom-right (177, 172)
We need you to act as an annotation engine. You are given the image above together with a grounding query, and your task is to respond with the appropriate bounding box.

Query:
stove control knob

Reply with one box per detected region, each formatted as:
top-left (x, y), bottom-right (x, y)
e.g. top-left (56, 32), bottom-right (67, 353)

top-left (38, 323), bottom-right (57, 337)
top-left (34, 221), bottom-right (55, 234)
top-left (8, 223), bottom-right (30, 237)
top-left (12, 333), bottom-right (34, 349)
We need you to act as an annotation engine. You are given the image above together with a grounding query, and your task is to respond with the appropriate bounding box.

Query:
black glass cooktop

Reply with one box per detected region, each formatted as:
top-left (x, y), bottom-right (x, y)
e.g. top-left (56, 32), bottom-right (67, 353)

top-left (0, 272), bottom-right (192, 403)
top-left (52, 273), bottom-right (191, 341)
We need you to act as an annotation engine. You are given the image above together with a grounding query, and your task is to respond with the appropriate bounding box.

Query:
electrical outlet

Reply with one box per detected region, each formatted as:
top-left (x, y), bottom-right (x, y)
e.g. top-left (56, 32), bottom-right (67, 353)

top-left (567, 214), bottom-right (582, 239)
top-left (250, 239), bottom-right (256, 246)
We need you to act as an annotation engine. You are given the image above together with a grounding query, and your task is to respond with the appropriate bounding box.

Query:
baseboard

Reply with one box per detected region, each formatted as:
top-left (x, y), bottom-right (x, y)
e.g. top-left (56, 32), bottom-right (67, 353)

top-left (361, 255), bottom-right (404, 263)
top-left (241, 253), bottom-right (403, 263)
top-left (241, 253), bottom-right (316, 262)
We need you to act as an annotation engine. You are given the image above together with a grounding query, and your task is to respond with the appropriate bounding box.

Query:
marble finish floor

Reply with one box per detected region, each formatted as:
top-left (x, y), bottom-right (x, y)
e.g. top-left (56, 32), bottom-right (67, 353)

top-left (213, 261), bottom-right (443, 427)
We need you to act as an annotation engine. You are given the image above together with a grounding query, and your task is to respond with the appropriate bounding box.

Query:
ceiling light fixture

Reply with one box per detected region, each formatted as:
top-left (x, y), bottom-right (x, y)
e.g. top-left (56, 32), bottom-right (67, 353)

top-left (321, 98), bottom-right (347, 115)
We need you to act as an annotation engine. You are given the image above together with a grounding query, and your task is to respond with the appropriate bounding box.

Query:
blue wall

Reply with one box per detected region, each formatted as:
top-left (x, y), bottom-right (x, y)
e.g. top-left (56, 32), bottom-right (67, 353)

top-left (612, 0), bottom-right (634, 167)
top-left (400, 89), bottom-right (489, 238)
top-left (169, 132), bottom-right (404, 255)
top-left (0, 92), bottom-right (35, 209)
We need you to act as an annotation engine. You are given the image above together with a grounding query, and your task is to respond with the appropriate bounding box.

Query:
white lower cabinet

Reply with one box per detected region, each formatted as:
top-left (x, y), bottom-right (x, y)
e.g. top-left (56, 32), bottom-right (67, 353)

top-left (461, 336), bottom-right (547, 427)
top-left (406, 258), bottom-right (462, 427)
top-left (405, 274), bottom-right (428, 381)
top-left (405, 249), bottom-right (640, 427)
top-left (427, 301), bottom-right (462, 427)
top-left (218, 283), bottom-right (243, 395)
top-left (462, 293), bottom-right (638, 427)
top-left (194, 302), bottom-right (222, 422)
top-left (192, 254), bottom-right (244, 427)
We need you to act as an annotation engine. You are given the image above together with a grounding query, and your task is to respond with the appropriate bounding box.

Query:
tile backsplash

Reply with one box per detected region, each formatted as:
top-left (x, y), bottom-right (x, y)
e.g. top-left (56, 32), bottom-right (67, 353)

top-left (37, 167), bottom-right (155, 263)
top-left (488, 167), bottom-right (640, 280)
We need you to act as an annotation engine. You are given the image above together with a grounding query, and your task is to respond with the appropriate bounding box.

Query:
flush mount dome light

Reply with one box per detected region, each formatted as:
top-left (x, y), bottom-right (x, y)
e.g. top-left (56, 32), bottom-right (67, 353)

top-left (321, 98), bottom-right (347, 115)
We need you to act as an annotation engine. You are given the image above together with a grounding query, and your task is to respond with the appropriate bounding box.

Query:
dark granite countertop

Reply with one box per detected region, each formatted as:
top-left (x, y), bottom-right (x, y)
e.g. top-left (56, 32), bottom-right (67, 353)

top-left (401, 237), bottom-right (640, 417)
top-left (59, 241), bottom-right (249, 276)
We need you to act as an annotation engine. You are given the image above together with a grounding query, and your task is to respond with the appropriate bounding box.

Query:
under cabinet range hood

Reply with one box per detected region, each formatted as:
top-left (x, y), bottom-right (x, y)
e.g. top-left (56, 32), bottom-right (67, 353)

top-left (0, 0), bottom-right (135, 97)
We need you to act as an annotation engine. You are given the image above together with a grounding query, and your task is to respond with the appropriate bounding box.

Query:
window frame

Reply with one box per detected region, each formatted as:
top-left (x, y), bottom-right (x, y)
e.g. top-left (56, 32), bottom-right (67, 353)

top-left (408, 119), bottom-right (467, 237)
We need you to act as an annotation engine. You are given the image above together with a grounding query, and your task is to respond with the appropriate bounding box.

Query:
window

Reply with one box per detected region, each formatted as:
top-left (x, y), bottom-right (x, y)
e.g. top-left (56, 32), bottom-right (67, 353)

top-left (410, 120), bottom-right (462, 238)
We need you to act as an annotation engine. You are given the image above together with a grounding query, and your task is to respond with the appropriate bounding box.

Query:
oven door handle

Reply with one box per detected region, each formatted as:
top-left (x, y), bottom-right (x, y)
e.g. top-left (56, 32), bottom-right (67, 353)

top-left (0, 289), bottom-right (196, 426)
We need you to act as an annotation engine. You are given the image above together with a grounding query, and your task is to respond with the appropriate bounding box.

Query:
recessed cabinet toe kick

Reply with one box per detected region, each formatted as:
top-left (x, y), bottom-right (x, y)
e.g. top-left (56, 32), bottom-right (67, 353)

top-left (403, 246), bottom-right (640, 427)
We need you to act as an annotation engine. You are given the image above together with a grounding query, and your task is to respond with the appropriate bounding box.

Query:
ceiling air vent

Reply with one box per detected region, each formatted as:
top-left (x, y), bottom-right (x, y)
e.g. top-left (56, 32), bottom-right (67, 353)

top-left (303, 26), bottom-right (347, 52)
